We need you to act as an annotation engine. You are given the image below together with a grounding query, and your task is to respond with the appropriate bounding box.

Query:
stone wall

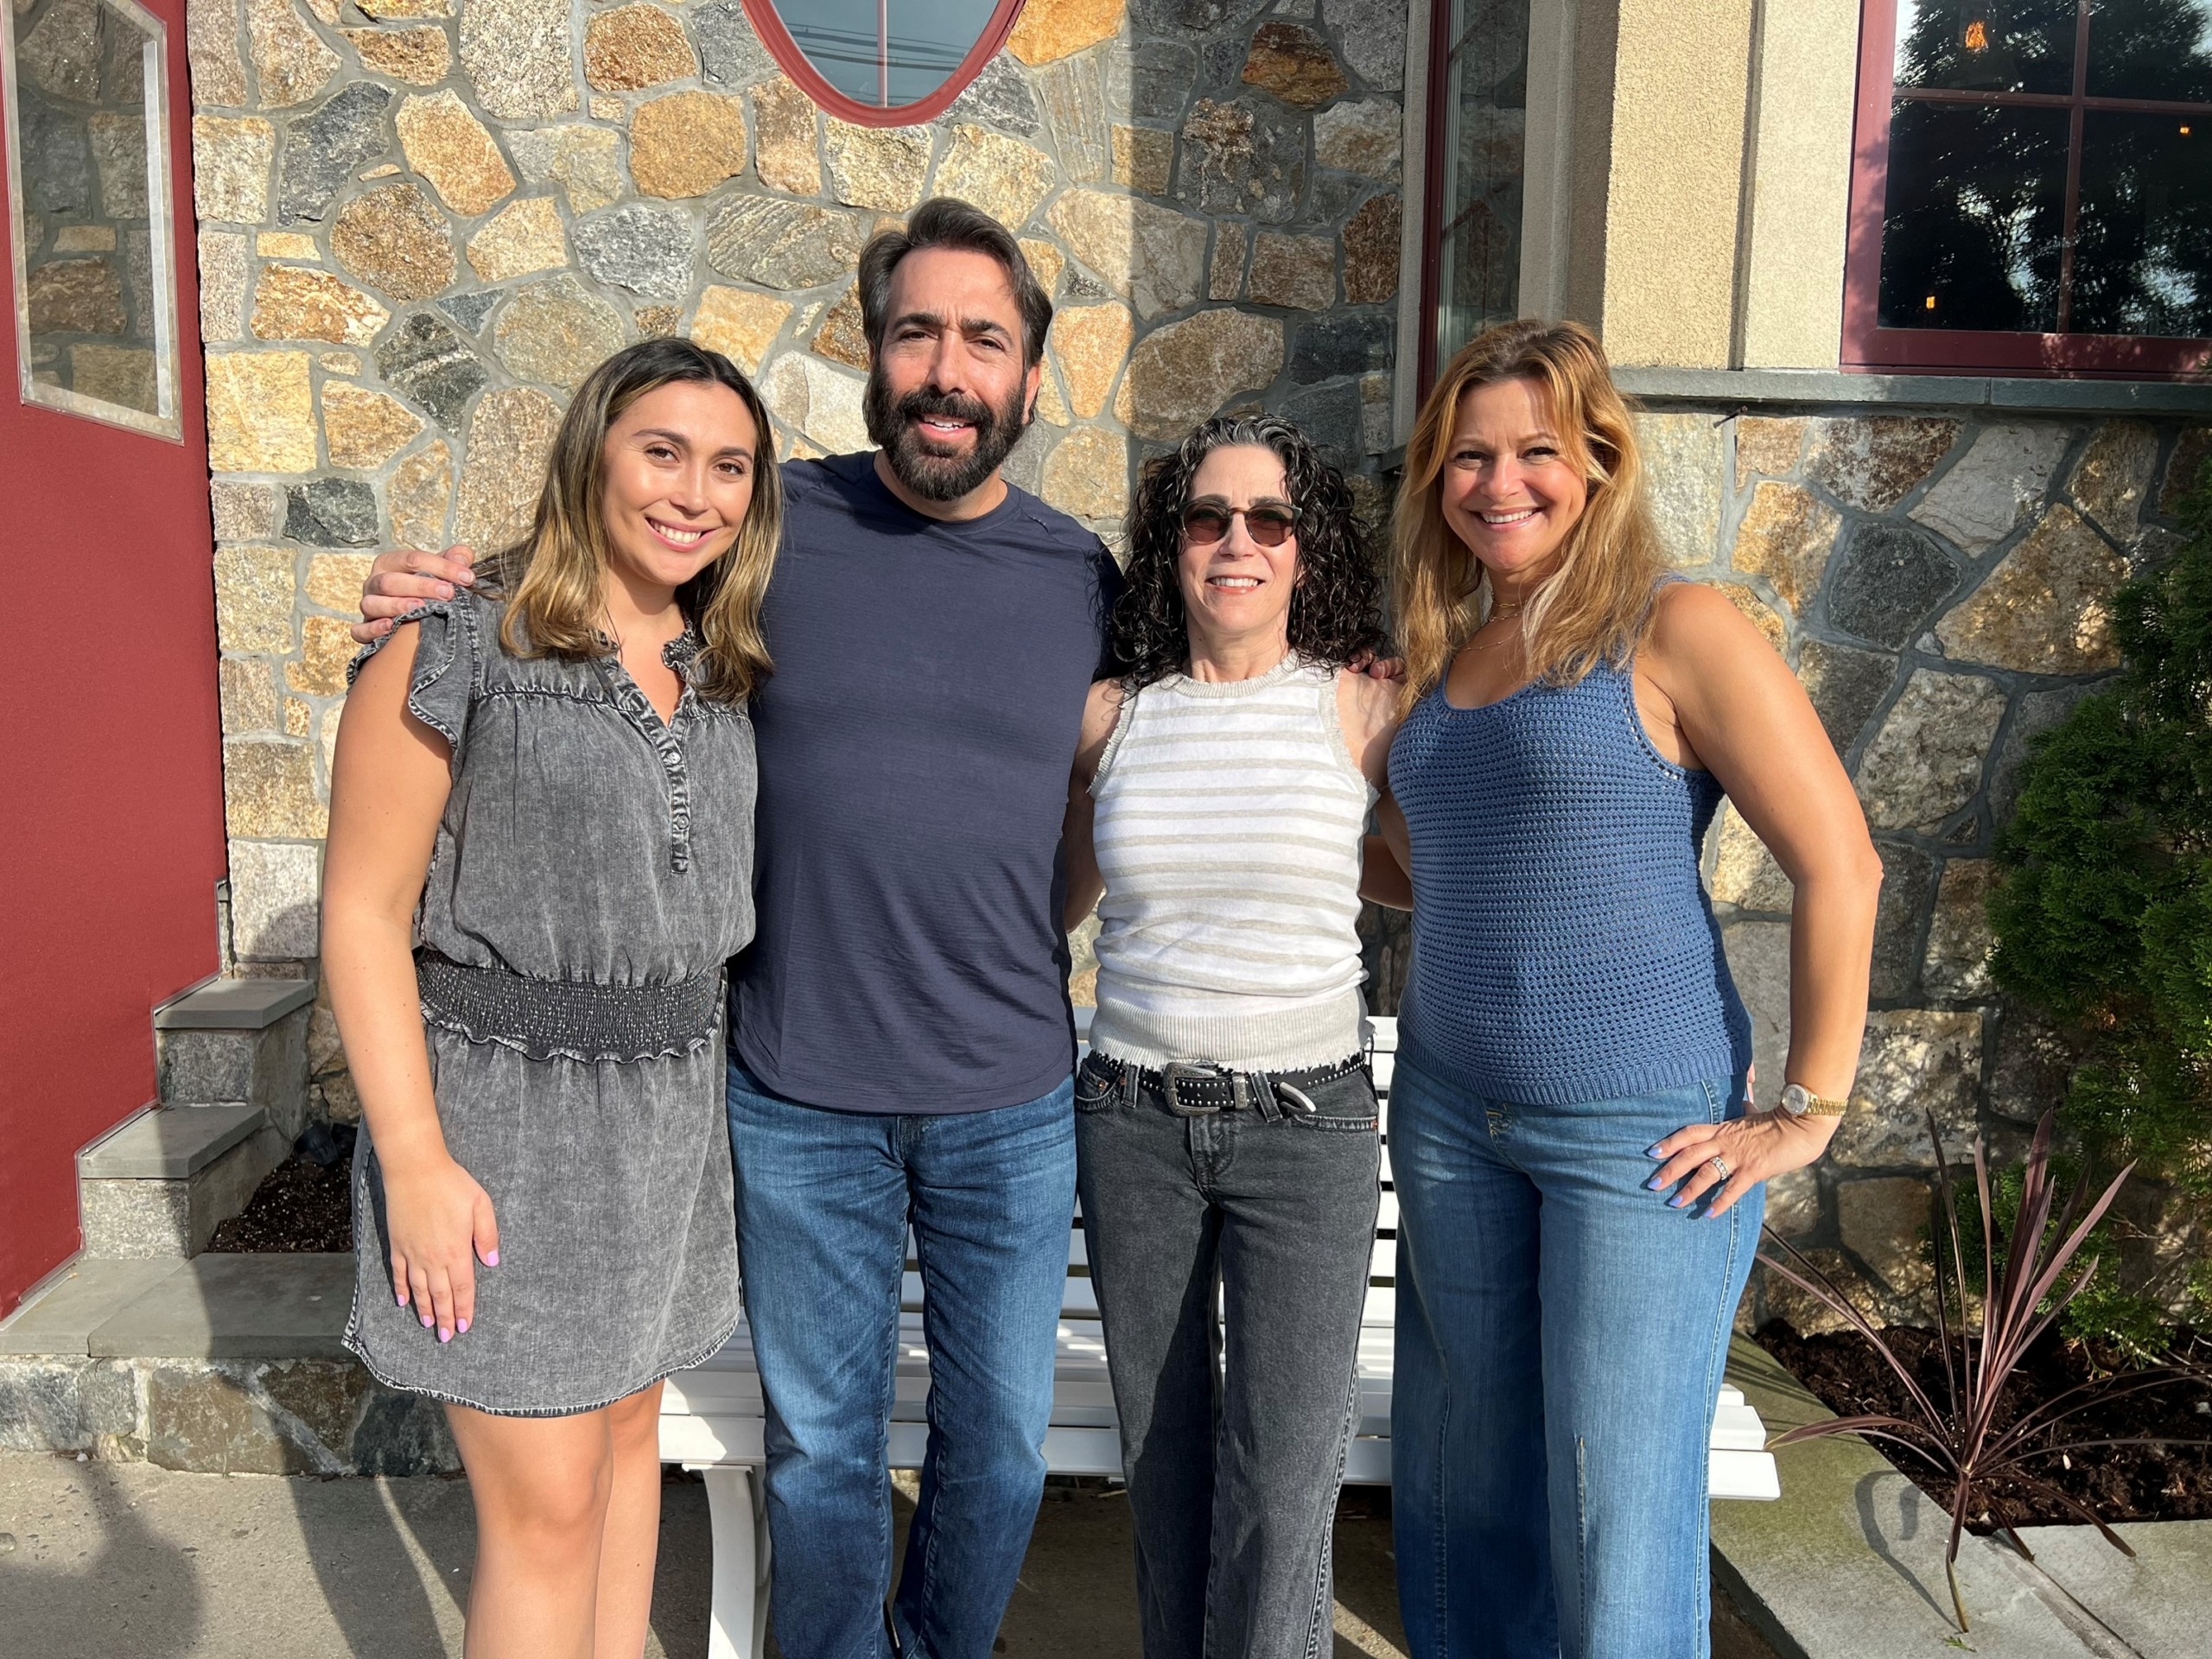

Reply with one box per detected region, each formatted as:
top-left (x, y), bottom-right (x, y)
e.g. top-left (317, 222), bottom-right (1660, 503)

top-left (181, 0), bottom-right (1413, 1118)
top-left (1627, 406), bottom-right (2212, 1332)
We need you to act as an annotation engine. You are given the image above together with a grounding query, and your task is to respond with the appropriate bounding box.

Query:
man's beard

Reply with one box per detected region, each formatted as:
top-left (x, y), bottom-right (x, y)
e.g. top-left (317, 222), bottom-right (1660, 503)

top-left (864, 372), bottom-right (1030, 503)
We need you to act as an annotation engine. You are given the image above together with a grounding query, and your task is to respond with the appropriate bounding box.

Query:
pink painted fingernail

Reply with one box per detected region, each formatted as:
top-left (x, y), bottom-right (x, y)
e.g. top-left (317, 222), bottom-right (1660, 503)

top-left (457, 1319), bottom-right (469, 1334)
top-left (420, 1313), bottom-right (435, 1327)
top-left (484, 1249), bottom-right (499, 1267)
top-left (438, 1327), bottom-right (452, 1344)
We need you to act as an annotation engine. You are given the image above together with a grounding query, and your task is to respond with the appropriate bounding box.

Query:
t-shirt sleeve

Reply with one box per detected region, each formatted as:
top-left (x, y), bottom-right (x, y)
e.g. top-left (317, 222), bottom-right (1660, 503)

top-left (1087, 539), bottom-right (1128, 681)
top-left (346, 598), bottom-right (478, 756)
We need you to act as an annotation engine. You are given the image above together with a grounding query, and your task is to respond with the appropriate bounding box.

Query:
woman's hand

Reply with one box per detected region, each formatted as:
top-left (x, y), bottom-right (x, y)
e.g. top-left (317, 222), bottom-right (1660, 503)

top-left (1647, 1109), bottom-right (1839, 1219)
top-left (349, 543), bottom-right (479, 644)
top-left (382, 1153), bottom-right (500, 1343)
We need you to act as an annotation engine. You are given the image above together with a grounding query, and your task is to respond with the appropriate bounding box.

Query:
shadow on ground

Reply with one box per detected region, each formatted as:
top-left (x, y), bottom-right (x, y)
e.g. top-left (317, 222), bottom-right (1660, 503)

top-left (2, 1455), bottom-right (1773, 1656)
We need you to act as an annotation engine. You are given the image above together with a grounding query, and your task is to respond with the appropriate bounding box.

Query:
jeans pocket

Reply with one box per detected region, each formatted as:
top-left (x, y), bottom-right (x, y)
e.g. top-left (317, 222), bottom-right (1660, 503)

top-left (1074, 1058), bottom-right (1119, 1115)
top-left (1286, 1069), bottom-right (1379, 1133)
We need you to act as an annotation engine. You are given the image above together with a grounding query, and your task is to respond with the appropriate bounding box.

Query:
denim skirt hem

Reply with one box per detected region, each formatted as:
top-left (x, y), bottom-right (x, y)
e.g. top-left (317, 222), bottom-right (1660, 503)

top-left (340, 1308), bottom-right (741, 1420)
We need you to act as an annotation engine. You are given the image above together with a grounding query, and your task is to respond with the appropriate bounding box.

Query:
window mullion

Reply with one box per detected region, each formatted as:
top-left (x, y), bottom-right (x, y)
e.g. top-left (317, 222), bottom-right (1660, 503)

top-left (2056, 1), bottom-right (2095, 333)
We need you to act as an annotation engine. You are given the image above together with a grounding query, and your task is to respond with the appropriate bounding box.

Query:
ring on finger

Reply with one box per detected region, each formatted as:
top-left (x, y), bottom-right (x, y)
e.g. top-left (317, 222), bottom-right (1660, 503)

top-left (1707, 1154), bottom-right (1731, 1181)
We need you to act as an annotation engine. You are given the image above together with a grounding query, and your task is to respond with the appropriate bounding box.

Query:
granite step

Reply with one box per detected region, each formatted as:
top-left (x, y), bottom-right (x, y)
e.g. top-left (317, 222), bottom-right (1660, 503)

top-left (75, 1103), bottom-right (289, 1258)
top-left (154, 975), bottom-right (315, 1135)
top-left (0, 1253), bottom-right (453, 1475)
top-left (68, 974), bottom-right (320, 1261)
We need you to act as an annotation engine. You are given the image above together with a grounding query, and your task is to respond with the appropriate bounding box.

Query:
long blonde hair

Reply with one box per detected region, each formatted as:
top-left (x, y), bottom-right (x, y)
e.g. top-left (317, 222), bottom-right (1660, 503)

top-left (487, 339), bottom-right (782, 704)
top-left (1392, 319), bottom-right (1665, 710)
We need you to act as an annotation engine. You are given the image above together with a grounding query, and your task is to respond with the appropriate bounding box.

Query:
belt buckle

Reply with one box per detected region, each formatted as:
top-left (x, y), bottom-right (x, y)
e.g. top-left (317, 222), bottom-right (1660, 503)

top-left (1161, 1061), bottom-right (1226, 1116)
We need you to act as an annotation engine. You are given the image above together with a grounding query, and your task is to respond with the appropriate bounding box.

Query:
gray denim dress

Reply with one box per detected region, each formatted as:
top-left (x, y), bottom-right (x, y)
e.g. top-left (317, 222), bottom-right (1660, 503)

top-left (344, 590), bottom-right (750, 1415)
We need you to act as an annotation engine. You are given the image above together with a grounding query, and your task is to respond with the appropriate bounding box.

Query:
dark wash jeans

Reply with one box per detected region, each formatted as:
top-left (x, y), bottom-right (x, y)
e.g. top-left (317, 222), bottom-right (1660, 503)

top-left (726, 1058), bottom-right (1077, 1659)
top-left (1074, 1052), bottom-right (1382, 1659)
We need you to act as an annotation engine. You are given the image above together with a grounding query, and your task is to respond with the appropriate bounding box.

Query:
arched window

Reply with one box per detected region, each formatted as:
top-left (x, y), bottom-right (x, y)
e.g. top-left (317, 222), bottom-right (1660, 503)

top-left (743, 0), bottom-right (1028, 127)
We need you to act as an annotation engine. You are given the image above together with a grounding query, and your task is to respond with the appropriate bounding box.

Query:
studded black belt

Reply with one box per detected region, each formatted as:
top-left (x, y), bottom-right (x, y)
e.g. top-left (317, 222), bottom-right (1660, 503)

top-left (1085, 1052), bottom-right (1367, 1117)
top-left (415, 950), bottom-right (724, 1064)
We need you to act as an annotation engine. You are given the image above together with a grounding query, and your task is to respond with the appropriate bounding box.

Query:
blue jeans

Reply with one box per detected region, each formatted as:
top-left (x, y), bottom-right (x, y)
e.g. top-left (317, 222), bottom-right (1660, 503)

top-left (726, 1060), bottom-right (1077, 1659)
top-left (1388, 1051), bottom-right (1762, 1659)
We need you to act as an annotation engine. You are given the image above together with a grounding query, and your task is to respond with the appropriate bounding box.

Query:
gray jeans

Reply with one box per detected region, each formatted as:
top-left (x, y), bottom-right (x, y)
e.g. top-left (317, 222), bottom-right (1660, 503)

top-left (1074, 1052), bottom-right (1382, 1659)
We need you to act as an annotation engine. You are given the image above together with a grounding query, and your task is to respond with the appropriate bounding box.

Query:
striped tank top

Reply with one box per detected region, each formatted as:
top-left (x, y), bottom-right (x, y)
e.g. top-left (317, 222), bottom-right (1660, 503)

top-left (1088, 655), bottom-right (1376, 1070)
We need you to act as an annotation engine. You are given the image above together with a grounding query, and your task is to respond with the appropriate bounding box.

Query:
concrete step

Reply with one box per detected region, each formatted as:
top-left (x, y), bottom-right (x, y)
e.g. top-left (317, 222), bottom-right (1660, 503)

top-left (154, 975), bottom-right (315, 1139)
top-left (76, 1103), bottom-right (289, 1258)
top-left (0, 1253), bottom-right (454, 1474)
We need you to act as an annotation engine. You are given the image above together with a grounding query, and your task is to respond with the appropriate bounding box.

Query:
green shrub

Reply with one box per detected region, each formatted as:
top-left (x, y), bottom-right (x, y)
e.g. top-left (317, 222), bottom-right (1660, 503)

top-left (1987, 450), bottom-right (2212, 1344)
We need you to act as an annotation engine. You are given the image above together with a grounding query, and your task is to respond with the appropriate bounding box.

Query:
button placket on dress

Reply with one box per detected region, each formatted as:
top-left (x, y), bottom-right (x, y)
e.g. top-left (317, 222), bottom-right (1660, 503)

top-left (594, 632), bottom-right (703, 873)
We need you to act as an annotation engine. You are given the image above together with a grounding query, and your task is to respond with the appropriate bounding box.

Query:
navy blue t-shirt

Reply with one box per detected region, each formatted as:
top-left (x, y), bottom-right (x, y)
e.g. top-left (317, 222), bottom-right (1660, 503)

top-left (728, 452), bottom-right (1122, 1113)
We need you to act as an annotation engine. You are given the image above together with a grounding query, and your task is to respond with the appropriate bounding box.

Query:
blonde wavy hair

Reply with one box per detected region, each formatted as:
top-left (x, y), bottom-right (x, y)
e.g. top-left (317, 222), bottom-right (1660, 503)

top-left (485, 339), bottom-right (782, 704)
top-left (1392, 319), bottom-right (1665, 711)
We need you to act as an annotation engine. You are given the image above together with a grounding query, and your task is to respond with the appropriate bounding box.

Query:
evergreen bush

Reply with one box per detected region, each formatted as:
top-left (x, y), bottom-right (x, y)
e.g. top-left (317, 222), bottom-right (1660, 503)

top-left (1988, 451), bottom-right (2212, 1344)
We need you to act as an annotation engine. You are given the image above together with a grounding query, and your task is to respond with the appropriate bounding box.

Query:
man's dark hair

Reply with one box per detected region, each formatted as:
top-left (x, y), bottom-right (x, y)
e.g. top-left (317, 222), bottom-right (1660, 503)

top-left (857, 197), bottom-right (1054, 367)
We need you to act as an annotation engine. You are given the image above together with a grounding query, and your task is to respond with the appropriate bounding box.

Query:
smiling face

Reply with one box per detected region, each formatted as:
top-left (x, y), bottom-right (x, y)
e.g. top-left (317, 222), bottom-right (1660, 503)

top-left (1176, 443), bottom-right (1301, 651)
top-left (599, 378), bottom-right (760, 594)
top-left (863, 245), bottom-right (1040, 503)
top-left (1439, 375), bottom-right (1590, 588)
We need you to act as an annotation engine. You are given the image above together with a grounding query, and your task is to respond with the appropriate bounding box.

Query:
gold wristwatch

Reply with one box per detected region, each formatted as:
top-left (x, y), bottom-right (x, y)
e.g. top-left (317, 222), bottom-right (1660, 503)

top-left (1779, 1083), bottom-right (1848, 1117)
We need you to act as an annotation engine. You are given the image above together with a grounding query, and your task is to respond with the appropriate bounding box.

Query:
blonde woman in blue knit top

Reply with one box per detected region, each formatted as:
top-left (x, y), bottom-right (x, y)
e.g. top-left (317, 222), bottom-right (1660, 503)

top-left (1363, 321), bottom-right (1883, 1659)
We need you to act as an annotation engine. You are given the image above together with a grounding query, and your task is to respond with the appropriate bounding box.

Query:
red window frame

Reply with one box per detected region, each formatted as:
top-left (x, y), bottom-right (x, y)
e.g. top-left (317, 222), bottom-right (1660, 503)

top-left (1845, 0), bottom-right (2212, 378)
top-left (741, 0), bottom-right (1028, 129)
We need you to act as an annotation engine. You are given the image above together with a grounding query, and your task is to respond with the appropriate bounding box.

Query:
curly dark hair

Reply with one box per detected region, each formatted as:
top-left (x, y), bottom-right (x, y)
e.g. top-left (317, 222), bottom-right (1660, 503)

top-left (1113, 415), bottom-right (1389, 690)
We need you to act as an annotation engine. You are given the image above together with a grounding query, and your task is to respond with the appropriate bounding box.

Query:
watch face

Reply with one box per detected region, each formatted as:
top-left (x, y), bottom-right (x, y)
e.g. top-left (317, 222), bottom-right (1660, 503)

top-left (1780, 1084), bottom-right (1808, 1115)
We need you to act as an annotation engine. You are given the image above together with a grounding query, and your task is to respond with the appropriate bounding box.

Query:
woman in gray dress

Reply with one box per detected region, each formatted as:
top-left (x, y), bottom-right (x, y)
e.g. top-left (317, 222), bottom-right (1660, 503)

top-left (322, 338), bottom-right (780, 1658)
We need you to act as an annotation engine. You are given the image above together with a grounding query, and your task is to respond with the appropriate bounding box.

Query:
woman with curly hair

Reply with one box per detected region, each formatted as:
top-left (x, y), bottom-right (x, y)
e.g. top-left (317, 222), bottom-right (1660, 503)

top-left (1060, 415), bottom-right (1398, 1659)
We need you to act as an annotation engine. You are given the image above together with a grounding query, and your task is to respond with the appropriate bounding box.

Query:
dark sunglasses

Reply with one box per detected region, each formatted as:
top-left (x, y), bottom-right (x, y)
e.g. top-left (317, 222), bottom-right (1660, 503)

top-left (1180, 505), bottom-right (1297, 548)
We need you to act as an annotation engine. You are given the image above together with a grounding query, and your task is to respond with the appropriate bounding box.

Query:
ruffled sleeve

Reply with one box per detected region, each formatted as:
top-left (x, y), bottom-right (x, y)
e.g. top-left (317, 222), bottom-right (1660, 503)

top-left (346, 598), bottom-right (480, 755)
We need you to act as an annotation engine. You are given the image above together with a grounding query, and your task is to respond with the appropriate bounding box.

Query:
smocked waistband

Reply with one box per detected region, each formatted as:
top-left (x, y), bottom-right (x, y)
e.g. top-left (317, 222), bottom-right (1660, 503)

top-left (416, 950), bottom-right (724, 1064)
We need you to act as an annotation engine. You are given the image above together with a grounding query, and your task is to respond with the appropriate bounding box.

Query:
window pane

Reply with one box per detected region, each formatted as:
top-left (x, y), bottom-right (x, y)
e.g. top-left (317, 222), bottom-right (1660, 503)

top-left (2087, 0), bottom-right (2212, 100)
top-left (2069, 109), bottom-right (2212, 334)
top-left (1878, 99), bottom-right (2070, 330)
top-left (10, 0), bottom-right (171, 421)
top-left (778, 0), bottom-right (1001, 108)
top-left (1433, 0), bottom-right (1528, 365)
top-left (1894, 0), bottom-right (2079, 94)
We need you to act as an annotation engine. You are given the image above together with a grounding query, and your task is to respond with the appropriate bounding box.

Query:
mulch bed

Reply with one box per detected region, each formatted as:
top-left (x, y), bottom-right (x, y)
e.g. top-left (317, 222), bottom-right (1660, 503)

top-left (206, 1130), bottom-right (356, 1254)
top-left (1756, 1320), bottom-right (2212, 1529)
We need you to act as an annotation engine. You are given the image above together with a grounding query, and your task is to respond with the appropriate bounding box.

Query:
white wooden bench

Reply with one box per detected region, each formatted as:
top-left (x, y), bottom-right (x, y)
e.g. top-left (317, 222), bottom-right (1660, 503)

top-left (661, 1015), bottom-right (1779, 1658)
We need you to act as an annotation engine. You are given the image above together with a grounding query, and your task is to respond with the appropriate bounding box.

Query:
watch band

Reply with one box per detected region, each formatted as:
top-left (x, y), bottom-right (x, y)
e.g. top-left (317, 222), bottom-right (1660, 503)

top-left (1782, 1083), bottom-right (1849, 1117)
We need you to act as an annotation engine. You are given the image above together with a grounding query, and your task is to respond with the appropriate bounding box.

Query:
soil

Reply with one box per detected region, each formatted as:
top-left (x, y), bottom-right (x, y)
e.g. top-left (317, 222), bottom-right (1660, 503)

top-left (206, 1135), bottom-right (355, 1253)
top-left (1756, 1320), bottom-right (2212, 1529)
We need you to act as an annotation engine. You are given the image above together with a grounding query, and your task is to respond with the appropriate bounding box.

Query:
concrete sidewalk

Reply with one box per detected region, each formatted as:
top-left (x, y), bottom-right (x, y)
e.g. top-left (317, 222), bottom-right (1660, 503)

top-left (0, 1453), bottom-right (1396, 1658)
top-left (0, 1453), bottom-right (1778, 1657)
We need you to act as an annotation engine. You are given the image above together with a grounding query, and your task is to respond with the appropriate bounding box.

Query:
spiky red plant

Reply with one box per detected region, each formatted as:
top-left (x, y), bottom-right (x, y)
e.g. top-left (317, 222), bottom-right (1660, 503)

top-left (1759, 1109), bottom-right (2200, 1633)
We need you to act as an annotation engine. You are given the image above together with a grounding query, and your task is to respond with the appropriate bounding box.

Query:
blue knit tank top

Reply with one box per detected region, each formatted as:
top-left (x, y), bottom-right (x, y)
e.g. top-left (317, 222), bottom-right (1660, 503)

top-left (1388, 658), bottom-right (1751, 1106)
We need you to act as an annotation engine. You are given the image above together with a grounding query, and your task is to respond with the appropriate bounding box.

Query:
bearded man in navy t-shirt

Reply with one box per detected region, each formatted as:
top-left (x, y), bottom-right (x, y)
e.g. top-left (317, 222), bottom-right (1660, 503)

top-left (359, 199), bottom-right (1122, 1659)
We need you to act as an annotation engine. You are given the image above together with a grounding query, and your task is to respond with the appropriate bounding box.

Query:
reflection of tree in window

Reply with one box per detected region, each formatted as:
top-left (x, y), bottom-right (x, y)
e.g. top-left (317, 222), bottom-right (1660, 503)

top-left (11, 0), bottom-right (163, 414)
top-left (1430, 0), bottom-right (1529, 365)
top-left (1879, 0), bottom-right (2212, 338)
top-left (774, 0), bottom-right (1002, 108)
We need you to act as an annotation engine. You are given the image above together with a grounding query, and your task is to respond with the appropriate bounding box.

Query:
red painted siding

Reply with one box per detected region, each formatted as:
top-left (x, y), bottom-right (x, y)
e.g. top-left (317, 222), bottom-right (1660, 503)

top-left (0, 0), bottom-right (227, 1315)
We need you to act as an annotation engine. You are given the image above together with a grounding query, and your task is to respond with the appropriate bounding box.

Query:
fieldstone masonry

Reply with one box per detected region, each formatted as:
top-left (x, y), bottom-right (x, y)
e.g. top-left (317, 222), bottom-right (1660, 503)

top-left (182, 0), bottom-right (1411, 1123)
top-left (176, 0), bottom-right (2208, 1338)
top-left (1631, 404), bottom-right (2212, 1334)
